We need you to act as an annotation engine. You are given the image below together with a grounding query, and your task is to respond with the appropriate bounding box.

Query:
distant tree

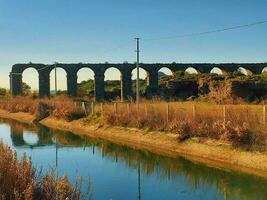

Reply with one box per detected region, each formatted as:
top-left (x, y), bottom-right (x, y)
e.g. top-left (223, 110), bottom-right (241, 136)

top-left (0, 88), bottom-right (6, 96)
top-left (22, 82), bottom-right (31, 94)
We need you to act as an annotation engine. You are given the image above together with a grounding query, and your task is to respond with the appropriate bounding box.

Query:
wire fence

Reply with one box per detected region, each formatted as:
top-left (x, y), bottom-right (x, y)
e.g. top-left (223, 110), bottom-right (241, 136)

top-left (77, 101), bottom-right (266, 126)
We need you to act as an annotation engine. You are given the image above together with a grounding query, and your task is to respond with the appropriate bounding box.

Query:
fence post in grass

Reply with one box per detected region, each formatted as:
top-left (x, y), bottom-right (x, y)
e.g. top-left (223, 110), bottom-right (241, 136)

top-left (114, 102), bottom-right (117, 113)
top-left (192, 104), bottom-right (196, 120)
top-left (100, 103), bottom-right (103, 117)
top-left (91, 102), bottom-right (94, 115)
top-left (223, 105), bottom-right (226, 123)
top-left (127, 103), bottom-right (130, 114)
top-left (263, 105), bottom-right (266, 125)
top-left (136, 102), bottom-right (139, 112)
top-left (246, 105), bottom-right (249, 119)
top-left (166, 103), bottom-right (170, 124)
top-left (82, 101), bottom-right (87, 116)
top-left (145, 104), bottom-right (148, 116)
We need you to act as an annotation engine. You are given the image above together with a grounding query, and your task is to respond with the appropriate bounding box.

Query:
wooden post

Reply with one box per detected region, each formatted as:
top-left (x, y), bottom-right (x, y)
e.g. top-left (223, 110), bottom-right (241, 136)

top-left (127, 103), bottom-right (130, 114)
top-left (223, 105), bottom-right (226, 123)
top-left (82, 102), bottom-right (87, 116)
top-left (246, 105), bottom-right (249, 119)
top-left (91, 102), bottom-right (94, 115)
top-left (145, 104), bottom-right (148, 116)
top-left (263, 105), bottom-right (266, 125)
top-left (192, 104), bottom-right (196, 120)
top-left (166, 103), bottom-right (170, 124)
top-left (114, 102), bottom-right (117, 113)
top-left (136, 102), bottom-right (139, 112)
top-left (100, 103), bottom-right (103, 117)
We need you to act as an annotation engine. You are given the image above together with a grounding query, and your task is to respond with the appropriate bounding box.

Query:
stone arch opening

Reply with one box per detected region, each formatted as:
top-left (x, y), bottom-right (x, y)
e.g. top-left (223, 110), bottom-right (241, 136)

top-left (132, 67), bottom-right (148, 98)
top-left (158, 67), bottom-right (173, 97)
top-left (210, 67), bottom-right (224, 75)
top-left (185, 67), bottom-right (199, 74)
top-left (77, 67), bottom-right (95, 99)
top-left (23, 131), bottom-right (39, 146)
top-left (237, 67), bottom-right (252, 76)
top-left (50, 67), bottom-right (67, 96)
top-left (104, 67), bottom-right (122, 101)
top-left (158, 67), bottom-right (173, 79)
top-left (262, 67), bottom-right (267, 73)
top-left (22, 67), bottom-right (39, 95)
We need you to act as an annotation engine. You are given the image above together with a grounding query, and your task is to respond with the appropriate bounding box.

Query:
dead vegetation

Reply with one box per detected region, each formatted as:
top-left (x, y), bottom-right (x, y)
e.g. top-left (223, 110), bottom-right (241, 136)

top-left (0, 96), bottom-right (85, 121)
top-left (102, 102), bottom-right (267, 150)
top-left (0, 141), bottom-right (85, 200)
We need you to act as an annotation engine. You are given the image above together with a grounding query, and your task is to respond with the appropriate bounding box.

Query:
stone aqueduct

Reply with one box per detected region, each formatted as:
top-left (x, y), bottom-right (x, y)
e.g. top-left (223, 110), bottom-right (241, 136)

top-left (10, 62), bottom-right (267, 101)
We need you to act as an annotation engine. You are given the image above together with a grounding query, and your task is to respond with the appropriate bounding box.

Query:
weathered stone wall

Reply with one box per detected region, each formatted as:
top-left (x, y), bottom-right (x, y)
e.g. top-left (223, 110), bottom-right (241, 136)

top-left (159, 74), bottom-right (267, 102)
top-left (207, 79), bottom-right (267, 103)
top-left (163, 80), bottom-right (198, 100)
top-left (231, 80), bottom-right (267, 101)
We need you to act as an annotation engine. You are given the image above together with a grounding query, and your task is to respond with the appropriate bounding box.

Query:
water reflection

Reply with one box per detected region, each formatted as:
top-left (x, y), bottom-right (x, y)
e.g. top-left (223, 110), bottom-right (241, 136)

top-left (1, 119), bottom-right (267, 200)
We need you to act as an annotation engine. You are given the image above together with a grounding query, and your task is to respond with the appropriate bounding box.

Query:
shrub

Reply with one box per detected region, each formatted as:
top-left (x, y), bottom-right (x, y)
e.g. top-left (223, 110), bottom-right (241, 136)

top-left (0, 141), bottom-right (84, 199)
top-left (0, 96), bottom-right (86, 121)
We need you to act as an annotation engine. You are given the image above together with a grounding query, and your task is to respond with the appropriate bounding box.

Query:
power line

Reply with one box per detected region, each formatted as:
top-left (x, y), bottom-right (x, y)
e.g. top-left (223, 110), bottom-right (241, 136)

top-left (142, 20), bottom-right (267, 41)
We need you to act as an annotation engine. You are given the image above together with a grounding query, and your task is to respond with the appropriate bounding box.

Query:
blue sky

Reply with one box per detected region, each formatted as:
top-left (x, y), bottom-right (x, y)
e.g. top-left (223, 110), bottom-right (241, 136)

top-left (0, 0), bottom-right (267, 89)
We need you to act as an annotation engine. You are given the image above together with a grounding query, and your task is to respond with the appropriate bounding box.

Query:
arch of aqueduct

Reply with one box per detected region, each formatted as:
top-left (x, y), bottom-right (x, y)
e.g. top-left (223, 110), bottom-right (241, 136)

top-left (10, 62), bottom-right (267, 101)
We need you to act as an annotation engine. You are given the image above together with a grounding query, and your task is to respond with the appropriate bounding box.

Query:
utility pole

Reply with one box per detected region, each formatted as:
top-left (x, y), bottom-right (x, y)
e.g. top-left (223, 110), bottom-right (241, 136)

top-left (55, 134), bottom-right (58, 200)
top-left (54, 62), bottom-right (57, 96)
top-left (10, 73), bottom-right (13, 97)
top-left (135, 38), bottom-right (140, 104)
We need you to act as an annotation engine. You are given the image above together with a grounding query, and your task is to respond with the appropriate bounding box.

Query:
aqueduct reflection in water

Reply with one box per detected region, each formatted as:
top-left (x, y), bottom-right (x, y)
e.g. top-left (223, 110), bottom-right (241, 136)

top-left (3, 119), bottom-right (267, 200)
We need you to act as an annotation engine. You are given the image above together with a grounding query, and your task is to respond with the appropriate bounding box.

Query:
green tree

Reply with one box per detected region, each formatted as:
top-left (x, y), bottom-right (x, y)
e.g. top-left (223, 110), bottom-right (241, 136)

top-left (22, 82), bottom-right (31, 94)
top-left (0, 88), bottom-right (6, 96)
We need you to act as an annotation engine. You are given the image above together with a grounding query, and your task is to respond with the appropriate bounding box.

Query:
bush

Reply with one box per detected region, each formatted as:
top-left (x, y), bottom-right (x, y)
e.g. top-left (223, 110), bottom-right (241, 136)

top-left (0, 96), bottom-right (86, 121)
top-left (0, 142), bottom-right (83, 200)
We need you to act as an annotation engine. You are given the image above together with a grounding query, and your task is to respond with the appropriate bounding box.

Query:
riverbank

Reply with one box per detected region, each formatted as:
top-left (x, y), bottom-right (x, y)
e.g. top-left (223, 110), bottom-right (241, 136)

top-left (0, 109), bottom-right (267, 179)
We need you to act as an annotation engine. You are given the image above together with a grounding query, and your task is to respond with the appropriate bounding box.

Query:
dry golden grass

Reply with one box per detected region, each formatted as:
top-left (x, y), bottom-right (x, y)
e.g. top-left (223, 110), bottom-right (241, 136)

top-left (0, 96), bottom-right (86, 121)
top-left (101, 101), bottom-right (267, 150)
top-left (0, 141), bottom-right (84, 200)
top-left (0, 96), bottom-right (39, 114)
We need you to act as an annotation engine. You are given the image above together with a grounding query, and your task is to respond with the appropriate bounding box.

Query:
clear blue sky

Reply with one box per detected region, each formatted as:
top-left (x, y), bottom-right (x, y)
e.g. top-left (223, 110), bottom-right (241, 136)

top-left (0, 0), bottom-right (267, 89)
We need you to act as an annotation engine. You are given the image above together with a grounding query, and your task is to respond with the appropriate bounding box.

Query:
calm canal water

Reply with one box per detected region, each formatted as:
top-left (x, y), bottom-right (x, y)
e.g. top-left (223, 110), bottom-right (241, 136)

top-left (0, 119), bottom-right (266, 200)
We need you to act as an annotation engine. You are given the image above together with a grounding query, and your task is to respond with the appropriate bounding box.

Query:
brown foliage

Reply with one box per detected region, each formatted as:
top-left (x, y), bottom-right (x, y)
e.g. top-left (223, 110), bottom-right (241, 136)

top-left (0, 142), bottom-right (83, 200)
top-left (0, 96), bottom-right (86, 121)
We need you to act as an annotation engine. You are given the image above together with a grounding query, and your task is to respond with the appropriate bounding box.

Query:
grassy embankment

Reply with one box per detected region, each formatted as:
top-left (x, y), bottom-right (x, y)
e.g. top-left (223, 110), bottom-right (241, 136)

top-left (0, 141), bottom-right (87, 200)
top-left (0, 96), bottom-right (266, 151)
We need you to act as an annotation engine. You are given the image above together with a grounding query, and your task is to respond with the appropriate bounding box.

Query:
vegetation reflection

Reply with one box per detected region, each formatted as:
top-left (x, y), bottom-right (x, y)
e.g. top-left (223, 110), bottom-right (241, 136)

top-left (3, 119), bottom-right (267, 200)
